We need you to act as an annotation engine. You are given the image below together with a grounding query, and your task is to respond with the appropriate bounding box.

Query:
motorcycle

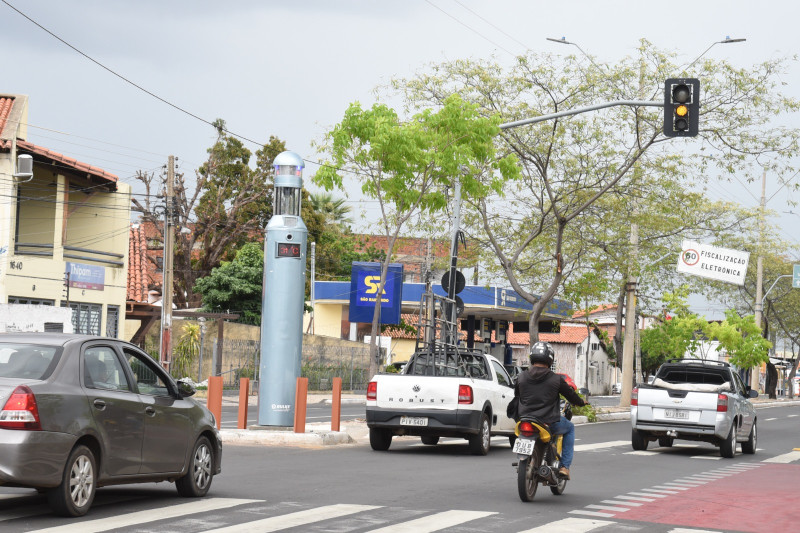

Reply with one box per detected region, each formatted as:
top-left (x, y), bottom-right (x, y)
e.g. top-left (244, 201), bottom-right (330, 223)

top-left (512, 400), bottom-right (572, 502)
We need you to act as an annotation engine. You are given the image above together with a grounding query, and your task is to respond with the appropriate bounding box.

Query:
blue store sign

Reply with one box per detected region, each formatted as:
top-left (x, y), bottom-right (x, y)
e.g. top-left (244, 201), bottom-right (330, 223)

top-left (349, 262), bottom-right (403, 324)
top-left (66, 262), bottom-right (105, 291)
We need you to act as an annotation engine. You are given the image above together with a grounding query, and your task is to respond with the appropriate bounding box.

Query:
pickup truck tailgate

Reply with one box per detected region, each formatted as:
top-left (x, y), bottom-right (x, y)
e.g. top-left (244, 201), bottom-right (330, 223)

top-left (636, 387), bottom-right (721, 425)
top-left (372, 376), bottom-right (463, 411)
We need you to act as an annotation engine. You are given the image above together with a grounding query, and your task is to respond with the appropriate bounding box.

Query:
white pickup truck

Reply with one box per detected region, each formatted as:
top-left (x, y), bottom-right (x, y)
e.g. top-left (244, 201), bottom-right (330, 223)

top-left (365, 349), bottom-right (516, 455)
top-left (631, 359), bottom-right (758, 458)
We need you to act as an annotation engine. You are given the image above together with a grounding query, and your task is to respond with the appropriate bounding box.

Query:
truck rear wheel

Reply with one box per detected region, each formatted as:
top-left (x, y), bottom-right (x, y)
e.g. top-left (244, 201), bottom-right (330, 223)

top-left (720, 425), bottom-right (737, 458)
top-left (741, 420), bottom-right (757, 455)
top-left (631, 429), bottom-right (648, 451)
top-left (369, 428), bottom-right (392, 451)
top-left (469, 413), bottom-right (491, 455)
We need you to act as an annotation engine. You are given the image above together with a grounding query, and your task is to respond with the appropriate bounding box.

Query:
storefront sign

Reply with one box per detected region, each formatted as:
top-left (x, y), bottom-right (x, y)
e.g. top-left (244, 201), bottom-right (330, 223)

top-left (66, 262), bottom-right (105, 291)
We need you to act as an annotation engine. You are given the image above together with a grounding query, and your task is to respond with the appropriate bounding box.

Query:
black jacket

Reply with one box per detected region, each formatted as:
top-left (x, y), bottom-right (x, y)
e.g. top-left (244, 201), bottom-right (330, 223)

top-left (515, 366), bottom-right (586, 425)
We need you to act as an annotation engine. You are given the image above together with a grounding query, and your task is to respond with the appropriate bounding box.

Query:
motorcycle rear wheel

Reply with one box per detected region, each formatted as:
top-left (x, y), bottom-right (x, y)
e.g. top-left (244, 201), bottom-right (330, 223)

top-left (517, 449), bottom-right (540, 502)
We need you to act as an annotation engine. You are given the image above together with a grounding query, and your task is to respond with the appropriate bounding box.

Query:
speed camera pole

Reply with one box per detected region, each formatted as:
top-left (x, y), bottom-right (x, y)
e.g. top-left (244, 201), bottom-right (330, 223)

top-left (257, 151), bottom-right (308, 427)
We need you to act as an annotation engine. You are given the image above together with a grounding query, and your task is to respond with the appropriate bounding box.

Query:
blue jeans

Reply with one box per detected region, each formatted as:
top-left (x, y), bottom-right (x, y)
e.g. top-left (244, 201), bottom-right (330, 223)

top-left (549, 416), bottom-right (575, 469)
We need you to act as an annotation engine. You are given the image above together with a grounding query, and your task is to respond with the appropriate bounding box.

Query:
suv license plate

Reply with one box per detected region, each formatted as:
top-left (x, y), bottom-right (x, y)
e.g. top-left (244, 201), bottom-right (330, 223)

top-left (400, 416), bottom-right (428, 426)
top-left (664, 409), bottom-right (689, 419)
top-left (513, 439), bottom-right (535, 455)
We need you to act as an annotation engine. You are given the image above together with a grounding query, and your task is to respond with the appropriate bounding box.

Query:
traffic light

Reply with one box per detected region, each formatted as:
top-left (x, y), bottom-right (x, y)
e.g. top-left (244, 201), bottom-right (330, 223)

top-left (663, 78), bottom-right (700, 137)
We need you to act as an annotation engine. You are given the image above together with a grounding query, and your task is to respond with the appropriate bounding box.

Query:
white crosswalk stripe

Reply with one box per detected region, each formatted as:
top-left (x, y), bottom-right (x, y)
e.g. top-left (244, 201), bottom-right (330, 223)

top-left (203, 503), bottom-right (380, 533)
top-left (366, 509), bottom-right (496, 532)
top-left (28, 498), bottom-right (262, 533)
top-left (518, 517), bottom-right (615, 532)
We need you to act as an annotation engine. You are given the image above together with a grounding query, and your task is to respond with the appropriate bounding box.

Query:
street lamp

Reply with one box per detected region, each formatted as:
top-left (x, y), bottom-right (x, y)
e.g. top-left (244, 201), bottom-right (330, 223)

top-left (545, 37), bottom-right (602, 70)
top-left (197, 317), bottom-right (206, 383)
top-left (684, 36), bottom-right (746, 71)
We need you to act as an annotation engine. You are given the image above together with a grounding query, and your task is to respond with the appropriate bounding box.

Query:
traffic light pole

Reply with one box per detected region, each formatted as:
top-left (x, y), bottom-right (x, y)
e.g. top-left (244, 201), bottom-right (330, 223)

top-left (499, 100), bottom-right (662, 130)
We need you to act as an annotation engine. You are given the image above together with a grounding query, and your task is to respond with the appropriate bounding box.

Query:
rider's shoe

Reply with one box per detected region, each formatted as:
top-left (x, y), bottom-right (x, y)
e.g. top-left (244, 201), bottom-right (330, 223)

top-left (558, 467), bottom-right (570, 480)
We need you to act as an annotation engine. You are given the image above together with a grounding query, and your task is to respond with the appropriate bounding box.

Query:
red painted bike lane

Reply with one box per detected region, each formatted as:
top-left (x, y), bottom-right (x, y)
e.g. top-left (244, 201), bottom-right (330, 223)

top-left (611, 464), bottom-right (798, 532)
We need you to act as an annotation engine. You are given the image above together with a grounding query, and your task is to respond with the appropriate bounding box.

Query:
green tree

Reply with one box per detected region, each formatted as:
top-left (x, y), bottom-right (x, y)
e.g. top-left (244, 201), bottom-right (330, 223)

top-left (133, 122), bottom-right (287, 308)
top-left (309, 192), bottom-right (353, 228)
top-left (392, 41), bottom-right (800, 346)
top-left (194, 242), bottom-right (264, 325)
top-left (314, 95), bottom-right (519, 377)
top-left (709, 309), bottom-right (772, 371)
top-left (173, 322), bottom-right (200, 379)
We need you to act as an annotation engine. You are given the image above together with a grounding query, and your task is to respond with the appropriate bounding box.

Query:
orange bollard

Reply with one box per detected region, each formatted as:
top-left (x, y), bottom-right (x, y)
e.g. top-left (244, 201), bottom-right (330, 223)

top-left (294, 377), bottom-right (308, 433)
top-left (331, 377), bottom-right (342, 432)
top-left (207, 376), bottom-right (223, 430)
top-left (237, 378), bottom-right (250, 429)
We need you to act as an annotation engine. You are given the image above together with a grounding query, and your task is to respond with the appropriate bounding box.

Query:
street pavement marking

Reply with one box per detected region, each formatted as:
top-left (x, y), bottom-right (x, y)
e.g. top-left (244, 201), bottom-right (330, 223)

top-left (568, 510), bottom-right (615, 518)
top-left (365, 509), bottom-right (496, 532)
top-left (623, 450), bottom-right (656, 456)
top-left (640, 488), bottom-right (680, 495)
top-left (586, 504), bottom-right (630, 513)
top-left (204, 504), bottom-right (380, 533)
top-left (765, 417), bottom-right (777, 421)
top-left (668, 529), bottom-right (723, 533)
top-left (628, 491), bottom-right (667, 498)
top-left (653, 484), bottom-right (690, 491)
top-left (689, 455), bottom-right (722, 460)
top-left (613, 494), bottom-right (655, 502)
top-left (601, 499), bottom-right (642, 507)
top-left (574, 440), bottom-right (629, 451)
top-left (29, 498), bottom-right (262, 533)
top-left (762, 450), bottom-right (800, 463)
top-left (788, 414), bottom-right (799, 418)
top-left (518, 517), bottom-right (615, 532)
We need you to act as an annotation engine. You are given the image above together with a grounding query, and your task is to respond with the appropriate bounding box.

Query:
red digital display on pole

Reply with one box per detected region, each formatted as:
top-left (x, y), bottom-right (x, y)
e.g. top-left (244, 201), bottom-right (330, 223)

top-left (277, 242), bottom-right (301, 258)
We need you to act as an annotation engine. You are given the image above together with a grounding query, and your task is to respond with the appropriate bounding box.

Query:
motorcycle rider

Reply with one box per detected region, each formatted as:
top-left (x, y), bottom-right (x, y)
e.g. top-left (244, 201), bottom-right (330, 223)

top-left (515, 341), bottom-right (588, 480)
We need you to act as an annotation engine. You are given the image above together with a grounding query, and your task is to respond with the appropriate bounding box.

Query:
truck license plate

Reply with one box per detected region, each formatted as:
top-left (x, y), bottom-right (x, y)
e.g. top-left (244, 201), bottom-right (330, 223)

top-left (400, 416), bottom-right (428, 426)
top-left (664, 409), bottom-right (689, 419)
top-left (513, 439), bottom-right (535, 455)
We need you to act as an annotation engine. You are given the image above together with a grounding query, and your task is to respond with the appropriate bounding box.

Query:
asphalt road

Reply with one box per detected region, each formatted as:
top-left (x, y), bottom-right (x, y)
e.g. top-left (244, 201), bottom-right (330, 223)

top-left (2, 403), bottom-right (798, 532)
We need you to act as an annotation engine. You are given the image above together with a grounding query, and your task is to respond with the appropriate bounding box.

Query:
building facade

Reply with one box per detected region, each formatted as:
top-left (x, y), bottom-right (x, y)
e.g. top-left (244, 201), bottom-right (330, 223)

top-left (0, 93), bottom-right (131, 336)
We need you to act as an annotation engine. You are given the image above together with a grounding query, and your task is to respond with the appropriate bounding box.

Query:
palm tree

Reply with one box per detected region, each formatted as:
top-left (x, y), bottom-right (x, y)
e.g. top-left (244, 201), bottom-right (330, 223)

top-left (309, 192), bottom-right (352, 228)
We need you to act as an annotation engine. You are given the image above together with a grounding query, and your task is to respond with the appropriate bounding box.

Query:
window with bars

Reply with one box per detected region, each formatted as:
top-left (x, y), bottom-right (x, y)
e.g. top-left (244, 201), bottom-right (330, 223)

top-left (8, 297), bottom-right (55, 306)
top-left (61, 302), bottom-right (102, 335)
top-left (106, 305), bottom-right (120, 338)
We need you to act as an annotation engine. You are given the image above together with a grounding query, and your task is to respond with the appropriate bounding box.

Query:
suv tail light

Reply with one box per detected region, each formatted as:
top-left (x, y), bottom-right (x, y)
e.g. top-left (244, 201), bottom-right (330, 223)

top-left (458, 384), bottom-right (473, 404)
top-left (631, 387), bottom-right (638, 406)
top-left (366, 381), bottom-right (377, 401)
top-left (717, 393), bottom-right (728, 412)
top-left (0, 385), bottom-right (42, 430)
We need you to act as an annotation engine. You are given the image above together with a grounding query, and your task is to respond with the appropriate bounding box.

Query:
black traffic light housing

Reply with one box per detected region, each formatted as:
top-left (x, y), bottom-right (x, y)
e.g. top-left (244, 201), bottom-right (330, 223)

top-left (663, 78), bottom-right (700, 137)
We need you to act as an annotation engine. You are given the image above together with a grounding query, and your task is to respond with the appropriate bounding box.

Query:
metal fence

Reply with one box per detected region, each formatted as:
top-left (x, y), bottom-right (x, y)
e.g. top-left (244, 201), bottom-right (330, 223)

top-left (145, 337), bottom-right (374, 392)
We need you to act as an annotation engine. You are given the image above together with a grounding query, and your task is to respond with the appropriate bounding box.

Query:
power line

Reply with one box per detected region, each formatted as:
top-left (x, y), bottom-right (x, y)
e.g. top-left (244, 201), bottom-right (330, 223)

top-left (423, 0), bottom-right (517, 58)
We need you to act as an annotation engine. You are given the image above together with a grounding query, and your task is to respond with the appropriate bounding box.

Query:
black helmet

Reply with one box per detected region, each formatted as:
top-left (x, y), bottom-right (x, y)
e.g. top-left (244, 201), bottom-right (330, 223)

top-left (529, 341), bottom-right (555, 366)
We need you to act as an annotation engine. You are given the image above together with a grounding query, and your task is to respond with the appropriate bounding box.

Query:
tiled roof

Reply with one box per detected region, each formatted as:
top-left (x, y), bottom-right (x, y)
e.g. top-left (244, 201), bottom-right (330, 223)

top-left (0, 96), bottom-right (13, 137)
top-left (16, 139), bottom-right (118, 185)
top-left (571, 303), bottom-right (617, 319)
top-left (127, 225), bottom-right (149, 302)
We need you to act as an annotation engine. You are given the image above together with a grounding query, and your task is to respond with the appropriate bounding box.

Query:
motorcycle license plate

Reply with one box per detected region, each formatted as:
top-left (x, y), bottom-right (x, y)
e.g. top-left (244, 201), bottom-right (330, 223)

top-left (513, 439), bottom-right (534, 455)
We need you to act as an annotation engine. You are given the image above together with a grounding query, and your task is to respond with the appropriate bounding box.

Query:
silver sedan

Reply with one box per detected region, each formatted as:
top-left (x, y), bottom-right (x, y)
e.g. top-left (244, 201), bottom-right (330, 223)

top-left (0, 333), bottom-right (222, 517)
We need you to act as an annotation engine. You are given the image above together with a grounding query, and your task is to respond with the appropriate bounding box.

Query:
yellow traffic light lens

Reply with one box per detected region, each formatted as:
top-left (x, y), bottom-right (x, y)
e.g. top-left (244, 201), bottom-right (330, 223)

top-left (675, 105), bottom-right (688, 117)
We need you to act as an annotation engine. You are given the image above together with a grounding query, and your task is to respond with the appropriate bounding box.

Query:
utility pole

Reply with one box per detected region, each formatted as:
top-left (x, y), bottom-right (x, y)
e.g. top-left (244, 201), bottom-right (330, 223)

top-left (160, 155), bottom-right (175, 371)
top-left (752, 169), bottom-right (767, 392)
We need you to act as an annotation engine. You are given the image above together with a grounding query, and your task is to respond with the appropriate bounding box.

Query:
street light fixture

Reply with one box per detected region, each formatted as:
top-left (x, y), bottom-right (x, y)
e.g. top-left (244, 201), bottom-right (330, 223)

top-left (545, 37), bottom-right (602, 70)
top-left (684, 36), bottom-right (746, 71)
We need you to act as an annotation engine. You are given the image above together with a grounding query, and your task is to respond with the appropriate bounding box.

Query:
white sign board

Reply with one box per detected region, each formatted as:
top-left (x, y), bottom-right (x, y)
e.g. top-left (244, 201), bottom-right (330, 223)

top-left (676, 240), bottom-right (750, 286)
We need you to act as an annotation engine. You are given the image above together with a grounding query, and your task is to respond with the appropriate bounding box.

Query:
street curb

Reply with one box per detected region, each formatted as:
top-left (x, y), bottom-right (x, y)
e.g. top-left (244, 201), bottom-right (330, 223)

top-left (220, 426), bottom-right (355, 446)
top-left (322, 398), bottom-right (366, 405)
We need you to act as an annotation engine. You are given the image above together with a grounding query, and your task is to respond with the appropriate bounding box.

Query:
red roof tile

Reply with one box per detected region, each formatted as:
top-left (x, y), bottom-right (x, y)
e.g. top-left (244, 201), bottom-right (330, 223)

top-left (127, 225), bottom-right (149, 302)
top-left (16, 139), bottom-right (118, 185)
top-left (0, 97), bottom-right (13, 137)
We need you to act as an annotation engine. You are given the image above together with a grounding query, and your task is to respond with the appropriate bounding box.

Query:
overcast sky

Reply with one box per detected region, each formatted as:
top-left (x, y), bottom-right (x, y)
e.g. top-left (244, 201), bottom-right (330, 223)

top-left (3, 0), bottom-right (799, 316)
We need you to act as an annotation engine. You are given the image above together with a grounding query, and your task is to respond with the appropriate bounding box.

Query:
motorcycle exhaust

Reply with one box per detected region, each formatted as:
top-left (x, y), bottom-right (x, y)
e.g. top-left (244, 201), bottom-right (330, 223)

top-left (537, 464), bottom-right (558, 484)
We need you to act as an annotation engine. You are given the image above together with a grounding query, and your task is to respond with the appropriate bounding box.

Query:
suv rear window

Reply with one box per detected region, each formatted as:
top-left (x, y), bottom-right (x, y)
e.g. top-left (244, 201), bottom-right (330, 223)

top-left (0, 343), bottom-right (60, 380)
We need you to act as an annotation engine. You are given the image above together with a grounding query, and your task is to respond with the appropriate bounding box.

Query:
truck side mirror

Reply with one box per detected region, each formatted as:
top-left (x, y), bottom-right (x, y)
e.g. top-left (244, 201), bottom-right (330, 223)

top-left (748, 389), bottom-right (759, 399)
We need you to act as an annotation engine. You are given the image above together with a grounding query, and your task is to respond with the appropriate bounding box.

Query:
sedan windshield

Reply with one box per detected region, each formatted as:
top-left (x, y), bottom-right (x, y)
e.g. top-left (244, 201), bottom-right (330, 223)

top-left (0, 343), bottom-right (59, 380)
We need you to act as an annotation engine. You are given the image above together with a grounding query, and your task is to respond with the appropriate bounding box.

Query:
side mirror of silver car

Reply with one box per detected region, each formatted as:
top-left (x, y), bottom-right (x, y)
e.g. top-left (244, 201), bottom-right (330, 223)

top-left (176, 378), bottom-right (197, 398)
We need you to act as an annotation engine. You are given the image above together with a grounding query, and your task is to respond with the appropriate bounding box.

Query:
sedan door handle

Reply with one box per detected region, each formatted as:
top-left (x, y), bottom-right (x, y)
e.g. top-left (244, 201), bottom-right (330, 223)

top-left (93, 399), bottom-right (106, 410)
top-left (145, 406), bottom-right (156, 416)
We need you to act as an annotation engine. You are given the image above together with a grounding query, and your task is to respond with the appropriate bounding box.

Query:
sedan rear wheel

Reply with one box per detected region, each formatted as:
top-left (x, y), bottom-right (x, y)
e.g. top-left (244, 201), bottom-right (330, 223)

top-left (176, 436), bottom-right (214, 497)
top-left (48, 444), bottom-right (96, 517)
